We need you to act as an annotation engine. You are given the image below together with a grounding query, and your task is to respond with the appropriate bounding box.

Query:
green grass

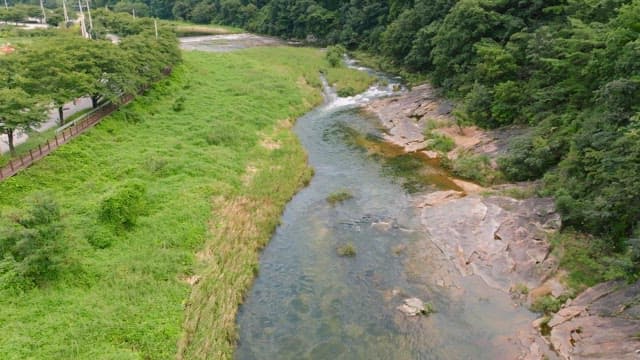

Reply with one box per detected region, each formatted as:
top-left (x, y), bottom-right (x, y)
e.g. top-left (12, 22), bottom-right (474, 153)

top-left (0, 46), bottom-right (367, 359)
top-left (423, 130), bottom-right (455, 153)
top-left (550, 231), bottom-right (635, 292)
top-left (0, 108), bottom-right (100, 167)
top-left (161, 20), bottom-right (243, 36)
top-left (325, 66), bottom-right (374, 95)
top-left (0, 128), bottom-right (58, 167)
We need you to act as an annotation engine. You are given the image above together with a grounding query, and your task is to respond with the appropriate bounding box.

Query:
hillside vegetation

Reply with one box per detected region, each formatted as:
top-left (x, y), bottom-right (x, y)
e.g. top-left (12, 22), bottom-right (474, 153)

top-left (0, 45), bottom-right (369, 358)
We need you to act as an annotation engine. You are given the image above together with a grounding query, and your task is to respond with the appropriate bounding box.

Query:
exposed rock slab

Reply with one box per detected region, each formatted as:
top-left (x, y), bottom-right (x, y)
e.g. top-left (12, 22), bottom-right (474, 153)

top-left (364, 84), bottom-right (453, 153)
top-left (364, 84), bottom-right (530, 163)
top-left (420, 194), bottom-right (561, 293)
top-left (548, 280), bottom-right (640, 359)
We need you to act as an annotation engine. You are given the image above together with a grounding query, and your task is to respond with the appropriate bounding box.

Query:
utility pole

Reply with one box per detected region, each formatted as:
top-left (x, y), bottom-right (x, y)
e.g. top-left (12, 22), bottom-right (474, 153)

top-left (39, 0), bottom-right (47, 24)
top-left (132, 8), bottom-right (135, 19)
top-left (62, 0), bottom-right (69, 24)
top-left (85, 0), bottom-right (93, 34)
top-left (3, 0), bottom-right (8, 11)
top-left (78, 0), bottom-right (88, 39)
top-left (154, 18), bottom-right (158, 40)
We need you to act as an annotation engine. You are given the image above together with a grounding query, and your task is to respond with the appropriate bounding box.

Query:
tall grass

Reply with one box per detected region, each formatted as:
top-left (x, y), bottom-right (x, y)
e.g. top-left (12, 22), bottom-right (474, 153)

top-left (0, 46), bottom-right (363, 359)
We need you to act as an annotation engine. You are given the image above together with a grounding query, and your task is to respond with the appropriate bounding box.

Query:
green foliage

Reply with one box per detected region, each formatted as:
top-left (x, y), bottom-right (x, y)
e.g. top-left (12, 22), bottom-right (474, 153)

top-left (98, 180), bottom-right (147, 230)
top-left (422, 301), bottom-right (436, 316)
top-left (172, 95), bottom-right (186, 112)
top-left (336, 243), bottom-right (356, 257)
top-left (423, 131), bottom-right (455, 153)
top-left (0, 195), bottom-right (66, 292)
top-left (449, 153), bottom-right (501, 186)
top-left (551, 231), bottom-right (637, 291)
top-left (530, 295), bottom-right (567, 314)
top-left (326, 44), bottom-right (346, 67)
top-left (337, 86), bottom-right (356, 97)
top-left (87, 225), bottom-right (117, 249)
top-left (326, 190), bottom-right (353, 205)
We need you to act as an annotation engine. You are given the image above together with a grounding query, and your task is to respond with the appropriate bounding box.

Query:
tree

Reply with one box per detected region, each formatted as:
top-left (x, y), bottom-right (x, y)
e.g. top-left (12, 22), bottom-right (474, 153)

top-left (19, 36), bottom-right (97, 125)
top-left (0, 88), bottom-right (47, 155)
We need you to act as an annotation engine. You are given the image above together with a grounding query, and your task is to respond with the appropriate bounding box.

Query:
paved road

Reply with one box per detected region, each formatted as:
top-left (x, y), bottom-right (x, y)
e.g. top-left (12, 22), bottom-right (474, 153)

top-left (0, 97), bottom-right (93, 154)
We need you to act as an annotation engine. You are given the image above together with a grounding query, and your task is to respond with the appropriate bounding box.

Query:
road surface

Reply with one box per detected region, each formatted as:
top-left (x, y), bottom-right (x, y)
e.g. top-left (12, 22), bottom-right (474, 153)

top-left (0, 97), bottom-right (93, 154)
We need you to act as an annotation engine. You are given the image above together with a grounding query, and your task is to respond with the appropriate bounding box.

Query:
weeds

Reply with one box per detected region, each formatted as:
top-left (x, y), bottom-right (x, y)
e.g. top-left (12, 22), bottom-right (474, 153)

top-left (337, 243), bottom-right (357, 257)
top-left (327, 190), bottom-right (353, 205)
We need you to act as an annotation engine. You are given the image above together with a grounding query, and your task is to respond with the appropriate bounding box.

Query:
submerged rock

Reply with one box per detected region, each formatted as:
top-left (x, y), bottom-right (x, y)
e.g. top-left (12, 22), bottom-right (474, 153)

top-left (397, 297), bottom-right (432, 316)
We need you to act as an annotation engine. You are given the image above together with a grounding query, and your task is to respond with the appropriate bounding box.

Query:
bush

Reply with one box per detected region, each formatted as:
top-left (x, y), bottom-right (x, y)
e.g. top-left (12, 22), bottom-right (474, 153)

top-left (98, 180), bottom-right (147, 230)
top-left (326, 45), bottom-right (346, 67)
top-left (337, 87), bottom-right (357, 97)
top-left (87, 226), bottom-right (116, 249)
top-left (530, 295), bottom-right (567, 314)
top-left (449, 153), bottom-right (501, 186)
top-left (424, 130), bottom-right (455, 153)
top-left (0, 195), bottom-right (66, 291)
top-left (498, 134), bottom-right (559, 181)
top-left (172, 95), bottom-right (186, 112)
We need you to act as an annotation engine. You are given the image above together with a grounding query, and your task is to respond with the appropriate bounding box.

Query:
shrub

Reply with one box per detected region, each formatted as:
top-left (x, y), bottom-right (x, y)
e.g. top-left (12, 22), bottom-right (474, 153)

top-left (337, 87), bottom-right (357, 97)
top-left (0, 195), bottom-right (66, 290)
top-left (498, 134), bottom-right (559, 181)
top-left (172, 95), bottom-right (186, 112)
top-left (450, 153), bottom-right (501, 186)
top-left (424, 130), bottom-right (455, 153)
top-left (326, 45), bottom-right (346, 67)
top-left (461, 82), bottom-right (494, 128)
top-left (530, 295), bottom-right (566, 314)
top-left (98, 180), bottom-right (147, 230)
top-left (87, 226), bottom-right (116, 249)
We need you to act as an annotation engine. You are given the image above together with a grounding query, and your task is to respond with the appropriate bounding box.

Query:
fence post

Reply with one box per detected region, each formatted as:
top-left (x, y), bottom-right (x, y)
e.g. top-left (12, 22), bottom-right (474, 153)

top-left (29, 149), bottom-right (34, 161)
top-left (38, 144), bottom-right (42, 156)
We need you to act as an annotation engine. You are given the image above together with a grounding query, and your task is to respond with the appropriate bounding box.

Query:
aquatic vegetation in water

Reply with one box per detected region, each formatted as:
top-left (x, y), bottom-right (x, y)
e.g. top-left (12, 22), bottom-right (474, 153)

top-left (326, 190), bottom-right (353, 205)
top-left (336, 243), bottom-right (357, 257)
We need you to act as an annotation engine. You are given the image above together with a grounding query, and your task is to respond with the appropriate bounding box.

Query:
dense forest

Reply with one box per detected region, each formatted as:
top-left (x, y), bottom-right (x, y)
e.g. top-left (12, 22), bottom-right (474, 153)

top-left (157, 0), bottom-right (640, 278)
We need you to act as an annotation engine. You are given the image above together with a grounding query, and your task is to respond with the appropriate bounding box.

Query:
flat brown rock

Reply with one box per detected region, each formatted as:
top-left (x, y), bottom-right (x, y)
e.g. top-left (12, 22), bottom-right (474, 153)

top-left (547, 280), bottom-right (640, 359)
top-left (420, 195), bottom-right (560, 293)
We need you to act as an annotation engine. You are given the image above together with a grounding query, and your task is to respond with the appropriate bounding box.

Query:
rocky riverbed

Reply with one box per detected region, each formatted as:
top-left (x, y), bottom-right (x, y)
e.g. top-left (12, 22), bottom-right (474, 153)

top-left (366, 83), bottom-right (640, 359)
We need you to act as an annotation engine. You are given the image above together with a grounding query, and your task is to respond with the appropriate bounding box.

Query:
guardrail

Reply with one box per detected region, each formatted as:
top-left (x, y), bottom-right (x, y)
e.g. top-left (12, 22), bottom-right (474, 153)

top-left (0, 93), bottom-right (135, 181)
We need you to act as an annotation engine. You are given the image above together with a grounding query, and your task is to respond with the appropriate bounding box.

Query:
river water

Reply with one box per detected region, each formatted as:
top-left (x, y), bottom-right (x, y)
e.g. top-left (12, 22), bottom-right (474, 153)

top-left (234, 60), bottom-right (537, 359)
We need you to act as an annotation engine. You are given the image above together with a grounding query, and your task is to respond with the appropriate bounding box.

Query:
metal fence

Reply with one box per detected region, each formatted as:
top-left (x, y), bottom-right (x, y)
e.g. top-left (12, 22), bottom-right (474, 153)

top-left (0, 94), bottom-right (135, 181)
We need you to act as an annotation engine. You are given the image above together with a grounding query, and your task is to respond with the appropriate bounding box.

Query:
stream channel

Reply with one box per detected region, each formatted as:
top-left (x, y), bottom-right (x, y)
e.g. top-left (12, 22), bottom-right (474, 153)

top-left (179, 35), bottom-right (538, 359)
top-left (233, 61), bottom-right (537, 358)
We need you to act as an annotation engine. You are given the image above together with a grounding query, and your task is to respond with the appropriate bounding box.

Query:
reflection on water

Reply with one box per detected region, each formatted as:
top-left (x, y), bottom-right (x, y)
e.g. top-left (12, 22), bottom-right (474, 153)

top-left (235, 63), bottom-right (535, 359)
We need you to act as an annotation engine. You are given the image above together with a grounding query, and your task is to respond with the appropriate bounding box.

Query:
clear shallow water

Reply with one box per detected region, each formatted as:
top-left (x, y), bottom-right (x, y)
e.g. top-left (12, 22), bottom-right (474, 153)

top-left (235, 64), bottom-right (536, 359)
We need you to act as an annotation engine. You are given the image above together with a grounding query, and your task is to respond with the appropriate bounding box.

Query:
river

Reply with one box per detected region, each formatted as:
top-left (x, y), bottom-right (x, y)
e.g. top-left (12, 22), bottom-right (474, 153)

top-left (233, 61), bottom-right (537, 358)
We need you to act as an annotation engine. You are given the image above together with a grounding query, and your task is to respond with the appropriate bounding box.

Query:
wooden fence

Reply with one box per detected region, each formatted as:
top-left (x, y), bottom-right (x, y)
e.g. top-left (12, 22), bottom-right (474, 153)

top-left (0, 94), bottom-right (135, 181)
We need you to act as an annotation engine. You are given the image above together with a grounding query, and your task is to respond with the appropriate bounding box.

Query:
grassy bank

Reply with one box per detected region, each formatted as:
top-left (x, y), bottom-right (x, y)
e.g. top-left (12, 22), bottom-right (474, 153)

top-left (0, 46), bottom-right (366, 359)
top-left (168, 21), bottom-right (243, 37)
